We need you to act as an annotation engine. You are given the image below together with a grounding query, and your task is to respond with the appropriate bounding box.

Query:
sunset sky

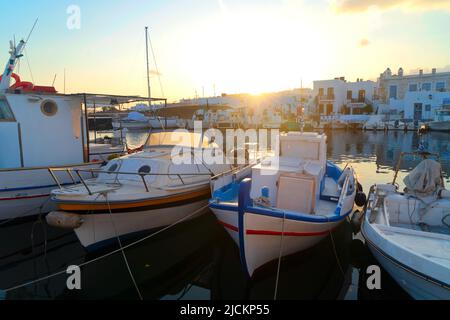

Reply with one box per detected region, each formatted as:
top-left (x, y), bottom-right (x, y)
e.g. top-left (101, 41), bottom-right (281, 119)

top-left (0, 0), bottom-right (449, 101)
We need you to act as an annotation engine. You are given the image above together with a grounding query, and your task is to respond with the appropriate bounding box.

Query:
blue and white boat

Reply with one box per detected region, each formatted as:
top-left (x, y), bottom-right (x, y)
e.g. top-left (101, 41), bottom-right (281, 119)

top-left (209, 132), bottom-right (358, 277)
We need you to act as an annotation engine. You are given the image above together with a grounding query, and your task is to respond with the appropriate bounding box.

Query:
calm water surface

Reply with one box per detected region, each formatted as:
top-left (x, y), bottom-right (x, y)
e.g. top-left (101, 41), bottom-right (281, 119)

top-left (1, 130), bottom-right (448, 300)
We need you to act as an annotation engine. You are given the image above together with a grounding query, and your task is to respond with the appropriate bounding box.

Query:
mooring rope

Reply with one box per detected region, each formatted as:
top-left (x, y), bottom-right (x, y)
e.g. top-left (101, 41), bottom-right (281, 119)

top-left (1, 201), bottom-right (213, 295)
top-left (273, 210), bottom-right (287, 300)
top-left (329, 228), bottom-right (345, 277)
top-left (105, 193), bottom-right (143, 300)
top-left (0, 197), bottom-right (51, 227)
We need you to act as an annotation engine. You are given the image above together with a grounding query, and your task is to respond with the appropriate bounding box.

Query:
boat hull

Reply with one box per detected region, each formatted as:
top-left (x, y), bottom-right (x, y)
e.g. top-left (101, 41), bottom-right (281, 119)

top-left (73, 198), bottom-right (209, 250)
top-left (428, 121), bottom-right (450, 132)
top-left (0, 163), bottom-right (100, 221)
top-left (362, 220), bottom-right (450, 300)
top-left (211, 206), bottom-right (345, 276)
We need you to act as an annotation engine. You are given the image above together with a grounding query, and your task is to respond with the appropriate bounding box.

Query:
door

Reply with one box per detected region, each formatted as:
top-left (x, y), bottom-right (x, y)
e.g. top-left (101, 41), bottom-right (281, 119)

top-left (414, 103), bottom-right (423, 120)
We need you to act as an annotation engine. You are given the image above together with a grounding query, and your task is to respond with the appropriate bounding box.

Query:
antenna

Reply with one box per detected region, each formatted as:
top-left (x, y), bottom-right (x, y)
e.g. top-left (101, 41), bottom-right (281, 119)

top-left (52, 73), bottom-right (57, 87)
top-left (145, 27), bottom-right (151, 109)
top-left (64, 68), bottom-right (66, 94)
top-left (25, 18), bottom-right (39, 45)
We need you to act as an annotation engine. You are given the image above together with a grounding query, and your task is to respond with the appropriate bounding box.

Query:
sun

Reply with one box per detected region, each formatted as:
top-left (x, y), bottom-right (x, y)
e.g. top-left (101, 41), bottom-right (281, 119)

top-left (180, 4), bottom-right (327, 96)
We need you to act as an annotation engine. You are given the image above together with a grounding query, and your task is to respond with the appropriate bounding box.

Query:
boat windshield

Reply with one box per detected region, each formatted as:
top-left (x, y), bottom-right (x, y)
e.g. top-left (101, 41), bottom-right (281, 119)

top-left (146, 131), bottom-right (214, 148)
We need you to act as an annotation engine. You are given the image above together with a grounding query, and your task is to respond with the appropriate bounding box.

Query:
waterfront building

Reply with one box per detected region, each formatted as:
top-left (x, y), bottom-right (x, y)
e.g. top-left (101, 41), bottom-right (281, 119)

top-left (377, 67), bottom-right (450, 117)
top-left (311, 77), bottom-right (377, 117)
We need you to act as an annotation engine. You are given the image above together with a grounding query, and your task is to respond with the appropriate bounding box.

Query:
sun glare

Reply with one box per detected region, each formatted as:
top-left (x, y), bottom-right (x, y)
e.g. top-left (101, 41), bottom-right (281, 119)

top-left (180, 4), bottom-right (327, 96)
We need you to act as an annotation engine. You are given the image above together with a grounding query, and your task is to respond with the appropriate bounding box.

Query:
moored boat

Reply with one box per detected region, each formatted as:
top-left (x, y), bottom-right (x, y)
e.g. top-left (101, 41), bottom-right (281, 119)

top-left (427, 101), bottom-right (450, 132)
top-left (362, 151), bottom-right (450, 299)
top-left (209, 132), bottom-right (361, 276)
top-left (47, 131), bottom-right (233, 250)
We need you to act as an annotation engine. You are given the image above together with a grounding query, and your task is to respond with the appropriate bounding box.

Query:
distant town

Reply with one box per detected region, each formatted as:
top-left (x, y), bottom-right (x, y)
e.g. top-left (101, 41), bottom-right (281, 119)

top-left (96, 67), bottom-right (449, 132)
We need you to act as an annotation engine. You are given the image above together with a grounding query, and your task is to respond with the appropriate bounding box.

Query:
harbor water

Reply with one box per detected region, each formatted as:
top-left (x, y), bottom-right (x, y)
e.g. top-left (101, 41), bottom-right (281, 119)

top-left (0, 130), bottom-right (449, 300)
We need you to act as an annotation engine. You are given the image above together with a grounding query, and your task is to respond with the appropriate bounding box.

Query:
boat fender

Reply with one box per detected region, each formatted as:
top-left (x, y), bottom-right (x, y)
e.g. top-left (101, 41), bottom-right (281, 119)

top-left (0, 289), bottom-right (5, 300)
top-left (355, 192), bottom-right (367, 207)
top-left (357, 182), bottom-right (363, 193)
top-left (350, 210), bottom-right (363, 234)
top-left (46, 211), bottom-right (84, 229)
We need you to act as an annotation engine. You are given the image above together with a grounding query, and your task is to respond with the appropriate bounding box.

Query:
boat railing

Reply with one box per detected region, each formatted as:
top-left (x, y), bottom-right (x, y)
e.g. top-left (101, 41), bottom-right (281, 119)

top-left (48, 167), bottom-right (212, 196)
top-left (210, 161), bottom-right (259, 181)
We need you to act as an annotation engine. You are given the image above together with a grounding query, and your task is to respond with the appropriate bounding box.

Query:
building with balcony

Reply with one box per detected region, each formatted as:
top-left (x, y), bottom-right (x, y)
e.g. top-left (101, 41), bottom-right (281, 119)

top-left (311, 77), bottom-right (377, 117)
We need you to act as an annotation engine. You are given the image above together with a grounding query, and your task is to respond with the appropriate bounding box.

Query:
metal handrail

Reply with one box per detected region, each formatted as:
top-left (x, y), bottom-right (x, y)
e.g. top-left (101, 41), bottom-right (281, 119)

top-left (48, 167), bottom-right (213, 195)
top-left (211, 161), bottom-right (259, 181)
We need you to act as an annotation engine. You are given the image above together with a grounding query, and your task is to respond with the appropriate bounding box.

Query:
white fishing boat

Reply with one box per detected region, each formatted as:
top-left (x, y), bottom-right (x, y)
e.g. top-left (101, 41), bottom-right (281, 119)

top-left (362, 151), bottom-right (450, 300)
top-left (112, 111), bottom-right (151, 131)
top-left (428, 101), bottom-right (450, 132)
top-left (47, 131), bottom-right (234, 250)
top-left (0, 36), bottom-right (163, 222)
top-left (210, 132), bottom-right (361, 276)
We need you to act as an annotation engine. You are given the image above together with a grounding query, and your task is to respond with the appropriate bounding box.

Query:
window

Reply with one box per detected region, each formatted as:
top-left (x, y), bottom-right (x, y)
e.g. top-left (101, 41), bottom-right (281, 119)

top-left (40, 100), bottom-right (58, 117)
top-left (326, 104), bottom-right (333, 115)
top-left (436, 82), bottom-right (445, 92)
top-left (107, 163), bottom-right (119, 173)
top-left (409, 84), bottom-right (418, 92)
top-left (425, 105), bottom-right (431, 112)
top-left (318, 88), bottom-right (324, 96)
top-left (327, 88), bottom-right (334, 98)
top-left (422, 83), bottom-right (431, 91)
top-left (358, 90), bottom-right (366, 102)
top-left (347, 90), bottom-right (352, 100)
top-left (389, 85), bottom-right (397, 99)
top-left (0, 96), bottom-right (15, 121)
top-left (138, 165), bottom-right (151, 174)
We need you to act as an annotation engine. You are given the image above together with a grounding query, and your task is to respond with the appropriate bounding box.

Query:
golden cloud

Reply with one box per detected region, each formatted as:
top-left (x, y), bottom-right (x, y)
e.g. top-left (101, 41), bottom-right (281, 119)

top-left (334, 0), bottom-right (450, 13)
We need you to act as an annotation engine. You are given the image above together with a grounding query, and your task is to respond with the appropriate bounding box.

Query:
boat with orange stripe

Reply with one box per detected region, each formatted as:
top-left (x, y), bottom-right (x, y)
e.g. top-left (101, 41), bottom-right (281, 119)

top-left (46, 131), bottom-right (233, 250)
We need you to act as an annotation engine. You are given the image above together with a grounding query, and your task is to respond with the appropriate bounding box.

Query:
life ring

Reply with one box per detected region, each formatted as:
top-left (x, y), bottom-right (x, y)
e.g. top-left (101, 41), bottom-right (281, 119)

top-left (0, 73), bottom-right (21, 88)
top-left (11, 81), bottom-right (34, 91)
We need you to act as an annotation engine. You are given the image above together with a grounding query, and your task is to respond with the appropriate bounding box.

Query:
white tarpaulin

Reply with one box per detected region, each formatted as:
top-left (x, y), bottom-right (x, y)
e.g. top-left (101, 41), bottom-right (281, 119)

top-left (404, 159), bottom-right (442, 195)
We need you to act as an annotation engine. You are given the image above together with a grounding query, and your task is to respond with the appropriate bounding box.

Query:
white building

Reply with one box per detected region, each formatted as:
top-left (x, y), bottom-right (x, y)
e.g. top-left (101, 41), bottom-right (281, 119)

top-left (311, 77), bottom-right (377, 116)
top-left (378, 67), bottom-right (450, 116)
top-left (403, 91), bottom-right (450, 121)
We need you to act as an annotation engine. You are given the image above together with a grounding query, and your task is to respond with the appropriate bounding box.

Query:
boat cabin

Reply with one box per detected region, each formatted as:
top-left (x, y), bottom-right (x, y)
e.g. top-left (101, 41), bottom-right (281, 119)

top-left (250, 132), bottom-right (330, 213)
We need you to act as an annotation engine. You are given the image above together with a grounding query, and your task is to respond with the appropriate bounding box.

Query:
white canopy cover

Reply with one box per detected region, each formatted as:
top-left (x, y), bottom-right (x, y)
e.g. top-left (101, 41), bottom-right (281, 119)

top-left (403, 159), bottom-right (443, 196)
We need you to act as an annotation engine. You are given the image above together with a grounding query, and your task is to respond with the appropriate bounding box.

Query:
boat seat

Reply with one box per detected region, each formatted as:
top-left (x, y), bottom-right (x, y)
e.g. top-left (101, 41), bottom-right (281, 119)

top-left (276, 173), bottom-right (316, 214)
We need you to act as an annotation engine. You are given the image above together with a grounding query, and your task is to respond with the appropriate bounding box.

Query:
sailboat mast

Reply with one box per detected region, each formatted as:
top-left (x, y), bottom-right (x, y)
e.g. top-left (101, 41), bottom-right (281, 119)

top-left (145, 27), bottom-right (151, 109)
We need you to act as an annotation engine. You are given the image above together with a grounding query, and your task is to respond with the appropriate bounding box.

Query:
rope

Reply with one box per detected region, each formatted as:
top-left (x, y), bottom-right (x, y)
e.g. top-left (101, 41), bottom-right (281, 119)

top-left (23, 48), bottom-right (35, 84)
top-left (329, 228), bottom-right (345, 277)
top-left (2, 200), bottom-right (213, 295)
top-left (0, 197), bottom-right (51, 227)
top-left (148, 34), bottom-right (165, 99)
top-left (273, 210), bottom-right (287, 300)
top-left (105, 194), bottom-right (143, 300)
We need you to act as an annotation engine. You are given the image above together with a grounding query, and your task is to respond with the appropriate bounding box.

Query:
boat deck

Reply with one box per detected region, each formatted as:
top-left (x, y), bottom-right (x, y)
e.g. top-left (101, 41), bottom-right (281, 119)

top-left (377, 224), bottom-right (450, 269)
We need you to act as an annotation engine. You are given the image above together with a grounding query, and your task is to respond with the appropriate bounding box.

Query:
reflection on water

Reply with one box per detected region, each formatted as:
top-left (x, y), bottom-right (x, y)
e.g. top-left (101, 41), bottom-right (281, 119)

top-left (1, 131), bottom-right (449, 300)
